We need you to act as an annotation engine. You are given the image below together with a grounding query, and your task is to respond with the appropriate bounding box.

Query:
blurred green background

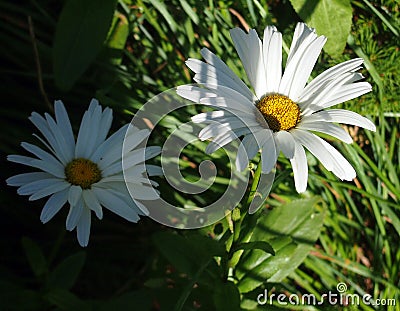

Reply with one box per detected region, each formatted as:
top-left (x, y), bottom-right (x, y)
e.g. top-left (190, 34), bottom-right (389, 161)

top-left (0, 0), bottom-right (399, 310)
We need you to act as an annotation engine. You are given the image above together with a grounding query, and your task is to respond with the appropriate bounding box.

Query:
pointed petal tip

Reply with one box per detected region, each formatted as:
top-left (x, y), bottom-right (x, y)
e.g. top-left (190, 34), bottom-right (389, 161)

top-left (5, 178), bottom-right (12, 186)
top-left (40, 213), bottom-right (50, 224)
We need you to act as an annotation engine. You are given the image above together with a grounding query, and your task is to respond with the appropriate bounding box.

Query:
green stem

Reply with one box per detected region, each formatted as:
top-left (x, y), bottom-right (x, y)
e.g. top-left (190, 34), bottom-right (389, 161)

top-left (226, 160), bottom-right (263, 274)
top-left (246, 160), bottom-right (263, 207)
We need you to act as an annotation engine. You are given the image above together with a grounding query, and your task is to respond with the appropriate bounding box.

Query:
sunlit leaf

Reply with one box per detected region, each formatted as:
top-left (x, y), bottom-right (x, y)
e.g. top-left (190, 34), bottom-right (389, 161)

top-left (236, 197), bottom-right (325, 293)
top-left (289, 0), bottom-right (352, 57)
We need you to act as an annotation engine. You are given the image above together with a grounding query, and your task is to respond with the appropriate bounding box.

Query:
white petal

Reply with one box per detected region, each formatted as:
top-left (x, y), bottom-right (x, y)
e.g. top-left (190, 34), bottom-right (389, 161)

top-left (186, 58), bottom-right (254, 98)
top-left (320, 139), bottom-right (356, 180)
top-left (297, 121), bottom-right (353, 144)
top-left (66, 198), bottom-right (83, 231)
top-left (300, 72), bottom-right (355, 113)
top-left (132, 199), bottom-right (149, 216)
top-left (235, 133), bottom-right (261, 171)
top-left (192, 110), bottom-right (256, 124)
top-left (291, 129), bottom-right (334, 171)
top-left (82, 189), bottom-right (103, 219)
top-left (54, 100), bottom-right (75, 149)
top-left (286, 23), bottom-right (317, 64)
top-left (200, 48), bottom-right (254, 100)
top-left (289, 141), bottom-right (308, 193)
top-left (274, 131), bottom-right (296, 159)
top-left (76, 206), bottom-right (91, 247)
top-left (302, 109), bottom-right (376, 131)
top-left (102, 161), bottom-right (123, 177)
top-left (127, 177), bottom-right (159, 187)
top-left (44, 113), bottom-right (73, 164)
top-left (40, 188), bottom-right (69, 223)
top-left (292, 129), bottom-right (355, 180)
top-left (146, 165), bottom-right (163, 176)
top-left (177, 85), bottom-right (255, 114)
top-left (29, 181), bottom-right (70, 201)
top-left (301, 73), bottom-right (370, 114)
top-left (7, 172), bottom-right (52, 186)
top-left (192, 110), bottom-right (226, 123)
top-left (123, 128), bottom-right (150, 154)
top-left (21, 142), bottom-right (63, 168)
top-left (123, 166), bottom-right (146, 181)
top-left (18, 178), bottom-right (59, 196)
top-left (8, 155), bottom-right (65, 178)
top-left (205, 127), bottom-right (251, 154)
top-left (263, 26), bottom-right (282, 93)
top-left (127, 183), bottom-right (159, 200)
top-left (92, 124), bottom-right (127, 166)
top-left (230, 28), bottom-right (267, 98)
top-left (260, 138), bottom-right (278, 173)
top-left (317, 82), bottom-right (372, 110)
top-left (199, 120), bottom-right (249, 140)
top-left (299, 58), bottom-right (364, 102)
top-left (199, 96), bottom-right (256, 114)
top-left (92, 187), bottom-right (140, 222)
top-left (29, 113), bottom-right (62, 160)
top-left (75, 106), bottom-right (94, 158)
top-left (68, 185), bottom-right (82, 207)
top-left (118, 146), bottom-right (161, 173)
top-left (236, 142), bottom-right (250, 172)
top-left (280, 34), bottom-right (326, 100)
top-left (83, 100), bottom-right (104, 156)
top-left (95, 106), bottom-right (113, 147)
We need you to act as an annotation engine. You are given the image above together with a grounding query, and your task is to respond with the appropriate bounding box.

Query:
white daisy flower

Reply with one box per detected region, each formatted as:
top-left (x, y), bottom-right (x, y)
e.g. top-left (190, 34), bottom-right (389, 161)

top-left (7, 99), bottom-right (161, 247)
top-left (177, 22), bottom-right (376, 193)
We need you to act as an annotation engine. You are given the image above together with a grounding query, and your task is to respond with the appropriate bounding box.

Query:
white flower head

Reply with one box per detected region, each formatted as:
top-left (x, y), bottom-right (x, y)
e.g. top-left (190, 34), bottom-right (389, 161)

top-left (177, 22), bottom-right (376, 193)
top-left (7, 99), bottom-right (161, 247)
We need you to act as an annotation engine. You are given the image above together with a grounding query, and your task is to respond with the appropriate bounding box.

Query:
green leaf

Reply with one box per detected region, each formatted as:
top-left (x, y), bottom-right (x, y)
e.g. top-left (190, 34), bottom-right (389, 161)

top-left (236, 197), bottom-right (325, 293)
top-left (179, 0), bottom-right (199, 25)
top-left (21, 237), bottom-right (47, 278)
top-left (289, 0), bottom-right (352, 57)
top-left (53, 0), bottom-right (117, 91)
top-left (47, 252), bottom-right (86, 290)
top-left (234, 241), bottom-right (275, 255)
top-left (213, 282), bottom-right (241, 311)
top-left (104, 13), bottom-right (130, 65)
top-left (45, 288), bottom-right (91, 311)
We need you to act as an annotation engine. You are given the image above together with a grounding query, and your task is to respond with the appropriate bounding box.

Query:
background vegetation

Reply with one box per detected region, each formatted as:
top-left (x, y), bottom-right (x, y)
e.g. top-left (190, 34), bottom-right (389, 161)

top-left (0, 0), bottom-right (399, 310)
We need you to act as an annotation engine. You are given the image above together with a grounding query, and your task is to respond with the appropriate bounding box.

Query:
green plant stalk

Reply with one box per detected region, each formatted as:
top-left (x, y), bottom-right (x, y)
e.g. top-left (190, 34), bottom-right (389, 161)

top-left (227, 161), bottom-right (263, 272)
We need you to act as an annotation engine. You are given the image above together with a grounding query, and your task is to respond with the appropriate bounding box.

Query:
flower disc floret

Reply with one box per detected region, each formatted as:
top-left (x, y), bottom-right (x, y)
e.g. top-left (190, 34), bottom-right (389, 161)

top-left (65, 158), bottom-right (102, 189)
top-left (256, 94), bottom-right (300, 132)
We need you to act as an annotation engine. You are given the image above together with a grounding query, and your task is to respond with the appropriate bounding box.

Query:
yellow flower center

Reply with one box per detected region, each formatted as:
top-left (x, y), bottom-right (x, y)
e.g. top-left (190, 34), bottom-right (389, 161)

top-left (65, 158), bottom-right (102, 189)
top-left (256, 94), bottom-right (300, 132)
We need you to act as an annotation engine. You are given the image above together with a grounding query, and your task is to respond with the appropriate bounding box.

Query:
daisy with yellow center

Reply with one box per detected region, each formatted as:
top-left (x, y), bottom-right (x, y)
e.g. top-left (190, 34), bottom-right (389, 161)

top-left (177, 22), bottom-right (375, 192)
top-left (7, 100), bottom-right (161, 246)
